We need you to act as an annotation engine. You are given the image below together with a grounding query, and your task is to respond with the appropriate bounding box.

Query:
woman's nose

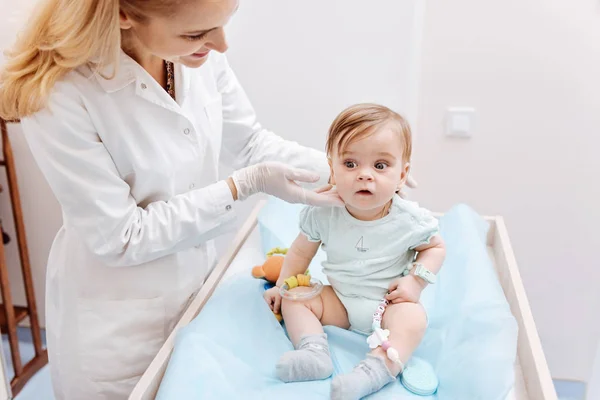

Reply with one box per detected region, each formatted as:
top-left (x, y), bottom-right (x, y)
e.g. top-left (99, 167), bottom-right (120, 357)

top-left (206, 28), bottom-right (229, 53)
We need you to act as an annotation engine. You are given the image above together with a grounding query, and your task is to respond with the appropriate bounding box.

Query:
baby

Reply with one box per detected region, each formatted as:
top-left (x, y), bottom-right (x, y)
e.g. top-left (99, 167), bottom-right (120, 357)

top-left (264, 103), bottom-right (446, 399)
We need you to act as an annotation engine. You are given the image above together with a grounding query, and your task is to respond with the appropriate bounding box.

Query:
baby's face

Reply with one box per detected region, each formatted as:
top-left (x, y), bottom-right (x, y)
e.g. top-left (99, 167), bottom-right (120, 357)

top-left (329, 125), bottom-right (409, 214)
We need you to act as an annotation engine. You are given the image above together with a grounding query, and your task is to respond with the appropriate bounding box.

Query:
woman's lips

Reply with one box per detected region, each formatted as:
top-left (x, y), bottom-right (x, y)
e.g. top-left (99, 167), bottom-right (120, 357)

top-left (190, 51), bottom-right (209, 59)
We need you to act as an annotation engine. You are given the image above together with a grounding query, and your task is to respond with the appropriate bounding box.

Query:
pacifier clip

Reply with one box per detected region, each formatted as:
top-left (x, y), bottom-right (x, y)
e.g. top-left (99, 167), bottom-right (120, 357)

top-left (367, 298), bottom-right (405, 371)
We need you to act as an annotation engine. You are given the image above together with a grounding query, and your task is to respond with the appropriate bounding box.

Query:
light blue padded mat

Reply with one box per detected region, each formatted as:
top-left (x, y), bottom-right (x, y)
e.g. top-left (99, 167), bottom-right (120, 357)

top-left (156, 200), bottom-right (518, 400)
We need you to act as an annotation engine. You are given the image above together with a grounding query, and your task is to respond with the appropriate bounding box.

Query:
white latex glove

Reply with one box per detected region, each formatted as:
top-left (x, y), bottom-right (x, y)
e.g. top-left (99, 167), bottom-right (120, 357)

top-left (231, 161), bottom-right (344, 207)
top-left (399, 175), bottom-right (418, 199)
top-left (406, 175), bottom-right (418, 190)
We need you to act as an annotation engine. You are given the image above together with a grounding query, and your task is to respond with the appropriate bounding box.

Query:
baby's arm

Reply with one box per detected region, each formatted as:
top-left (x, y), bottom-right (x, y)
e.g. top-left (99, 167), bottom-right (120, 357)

top-left (265, 202), bottom-right (323, 315)
top-left (412, 234), bottom-right (446, 283)
top-left (386, 234), bottom-right (446, 304)
top-left (275, 233), bottom-right (321, 287)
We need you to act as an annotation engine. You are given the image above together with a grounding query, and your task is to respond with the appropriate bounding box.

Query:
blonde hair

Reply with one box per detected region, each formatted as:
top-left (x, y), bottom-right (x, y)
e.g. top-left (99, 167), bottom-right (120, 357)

top-left (326, 103), bottom-right (412, 162)
top-left (0, 0), bottom-right (175, 120)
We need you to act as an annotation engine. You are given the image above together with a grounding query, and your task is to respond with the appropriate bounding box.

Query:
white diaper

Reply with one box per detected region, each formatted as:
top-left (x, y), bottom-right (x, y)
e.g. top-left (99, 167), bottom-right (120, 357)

top-left (334, 288), bottom-right (431, 335)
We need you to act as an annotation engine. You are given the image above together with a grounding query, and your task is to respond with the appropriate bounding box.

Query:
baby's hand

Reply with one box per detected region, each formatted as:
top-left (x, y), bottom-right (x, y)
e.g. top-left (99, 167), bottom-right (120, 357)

top-left (263, 286), bottom-right (283, 314)
top-left (385, 275), bottom-right (425, 304)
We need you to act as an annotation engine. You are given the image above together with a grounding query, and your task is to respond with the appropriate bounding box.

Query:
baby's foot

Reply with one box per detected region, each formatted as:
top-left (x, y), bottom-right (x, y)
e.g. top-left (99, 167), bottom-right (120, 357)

top-left (330, 354), bottom-right (395, 400)
top-left (276, 333), bottom-right (333, 382)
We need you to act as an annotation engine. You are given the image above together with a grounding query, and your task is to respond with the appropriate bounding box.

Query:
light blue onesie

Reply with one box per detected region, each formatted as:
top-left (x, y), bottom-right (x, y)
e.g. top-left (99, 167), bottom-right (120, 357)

top-left (299, 194), bottom-right (439, 335)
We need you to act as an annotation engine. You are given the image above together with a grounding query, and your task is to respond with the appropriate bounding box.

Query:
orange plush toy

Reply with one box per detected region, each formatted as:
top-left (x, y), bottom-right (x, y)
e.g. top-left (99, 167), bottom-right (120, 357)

top-left (251, 247), bottom-right (288, 284)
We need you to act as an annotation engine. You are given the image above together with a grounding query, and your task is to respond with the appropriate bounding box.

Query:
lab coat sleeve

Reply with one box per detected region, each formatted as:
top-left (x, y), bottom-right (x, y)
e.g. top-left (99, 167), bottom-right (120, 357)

top-left (213, 54), bottom-right (330, 188)
top-left (20, 84), bottom-right (237, 267)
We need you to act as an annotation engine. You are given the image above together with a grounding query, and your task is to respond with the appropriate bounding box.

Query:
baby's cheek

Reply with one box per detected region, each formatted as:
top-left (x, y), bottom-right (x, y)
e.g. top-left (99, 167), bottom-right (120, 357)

top-left (380, 176), bottom-right (400, 192)
top-left (335, 175), bottom-right (353, 192)
top-left (338, 187), bottom-right (355, 204)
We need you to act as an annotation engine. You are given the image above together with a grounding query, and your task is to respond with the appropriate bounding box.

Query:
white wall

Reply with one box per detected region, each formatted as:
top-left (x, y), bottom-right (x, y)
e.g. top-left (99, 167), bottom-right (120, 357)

top-left (412, 0), bottom-right (600, 382)
top-left (588, 339), bottom-right (600, 399)
top-left (224, 0), bottom-right (425, 149)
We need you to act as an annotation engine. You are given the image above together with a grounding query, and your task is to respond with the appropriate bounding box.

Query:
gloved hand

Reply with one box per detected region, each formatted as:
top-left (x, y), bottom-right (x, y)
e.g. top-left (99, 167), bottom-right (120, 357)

top-left (231, 161), bottom-right (344, 207)
top-left (406, 175), bottom-right (418, 189)
top-left (398, 175), bottom-right (418, 199)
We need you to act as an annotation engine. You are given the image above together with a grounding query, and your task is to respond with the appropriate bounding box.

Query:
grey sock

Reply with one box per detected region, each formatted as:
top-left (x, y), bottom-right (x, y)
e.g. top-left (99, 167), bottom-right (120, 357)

top-left (330, 354), bottom-right (395, 400)
top-left (276, 333), bottom-right (333, 382)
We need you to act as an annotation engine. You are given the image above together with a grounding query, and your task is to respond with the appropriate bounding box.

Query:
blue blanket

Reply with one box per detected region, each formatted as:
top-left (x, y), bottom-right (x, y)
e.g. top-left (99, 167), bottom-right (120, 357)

top-left (156, 200), bottom-right (518, 400)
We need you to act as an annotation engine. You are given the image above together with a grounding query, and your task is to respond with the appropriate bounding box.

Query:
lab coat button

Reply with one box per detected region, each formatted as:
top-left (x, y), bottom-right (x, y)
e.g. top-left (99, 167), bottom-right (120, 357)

top-left (189, 183), bottom-right (195, 189)
top-left (140, 83), bottom-right (147, 89)
top-left (226, 205), bottom-right (232, 211)
top-left (183, 128), bottom-right (190, 135)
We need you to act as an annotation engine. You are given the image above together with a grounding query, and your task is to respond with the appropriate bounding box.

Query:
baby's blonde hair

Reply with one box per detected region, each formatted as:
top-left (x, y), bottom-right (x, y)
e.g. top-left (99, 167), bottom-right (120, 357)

top-left (0, 0), bottom-right (177, 120)
top-left (326, 103), bottom-right (412, 162)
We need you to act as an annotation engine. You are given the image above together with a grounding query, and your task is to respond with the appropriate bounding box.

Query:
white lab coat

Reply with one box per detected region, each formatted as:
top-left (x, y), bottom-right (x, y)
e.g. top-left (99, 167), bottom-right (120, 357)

top-left (20, 50), bottom-right (329, 399)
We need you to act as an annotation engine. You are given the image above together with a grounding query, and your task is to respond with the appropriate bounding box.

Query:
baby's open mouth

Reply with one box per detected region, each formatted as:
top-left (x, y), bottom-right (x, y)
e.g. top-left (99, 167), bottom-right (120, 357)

top-left (356, 189), bottom-right (373, 195)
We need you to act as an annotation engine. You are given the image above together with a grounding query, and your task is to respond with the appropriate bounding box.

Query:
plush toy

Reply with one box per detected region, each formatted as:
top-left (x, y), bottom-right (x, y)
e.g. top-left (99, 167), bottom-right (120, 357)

top-left (251, 247), bottom-right (288, 283)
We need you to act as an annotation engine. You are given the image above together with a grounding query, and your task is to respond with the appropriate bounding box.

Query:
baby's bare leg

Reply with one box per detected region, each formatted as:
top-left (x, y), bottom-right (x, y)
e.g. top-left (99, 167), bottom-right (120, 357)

top-left (277, 286), bottom-right (349, 382)
top-left (331, 302), bottom-right (427, 400)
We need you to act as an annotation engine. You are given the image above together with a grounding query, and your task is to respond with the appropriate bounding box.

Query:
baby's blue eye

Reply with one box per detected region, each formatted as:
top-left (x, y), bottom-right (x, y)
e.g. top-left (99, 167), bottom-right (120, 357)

top-left (345, 161), bottom-right (357, 168)
top-left (375, 162), bottom-right (387, 170)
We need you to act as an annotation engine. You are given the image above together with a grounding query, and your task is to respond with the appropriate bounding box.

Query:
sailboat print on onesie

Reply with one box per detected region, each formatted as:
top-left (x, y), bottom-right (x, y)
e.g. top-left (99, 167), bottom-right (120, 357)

top-left (355, 236), bottom-right (369, 253)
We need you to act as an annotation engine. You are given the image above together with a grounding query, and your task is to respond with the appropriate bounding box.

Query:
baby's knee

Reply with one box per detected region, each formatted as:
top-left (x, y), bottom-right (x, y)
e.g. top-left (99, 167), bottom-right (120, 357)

top-left (386, 302), bottom-right (427, 336)
top-left (403, 303), bottom-right (427, 335)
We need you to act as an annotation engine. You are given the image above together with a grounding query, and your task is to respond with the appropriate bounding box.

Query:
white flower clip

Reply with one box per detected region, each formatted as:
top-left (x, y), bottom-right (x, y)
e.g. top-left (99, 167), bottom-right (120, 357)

top-left (367, 328), bottom-right (390, 349)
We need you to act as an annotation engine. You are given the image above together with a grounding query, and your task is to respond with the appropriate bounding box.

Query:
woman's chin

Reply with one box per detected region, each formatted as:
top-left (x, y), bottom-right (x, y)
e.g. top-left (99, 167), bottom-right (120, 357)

top-left (177, 54), bottom-right (210, 68)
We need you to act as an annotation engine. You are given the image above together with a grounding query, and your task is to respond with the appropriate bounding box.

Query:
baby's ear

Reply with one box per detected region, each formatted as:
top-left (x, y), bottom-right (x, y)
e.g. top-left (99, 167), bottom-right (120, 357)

top-left (397, 162), bottom-right (411, 191)
top-left (327, 158), bottom-right (336, 185)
